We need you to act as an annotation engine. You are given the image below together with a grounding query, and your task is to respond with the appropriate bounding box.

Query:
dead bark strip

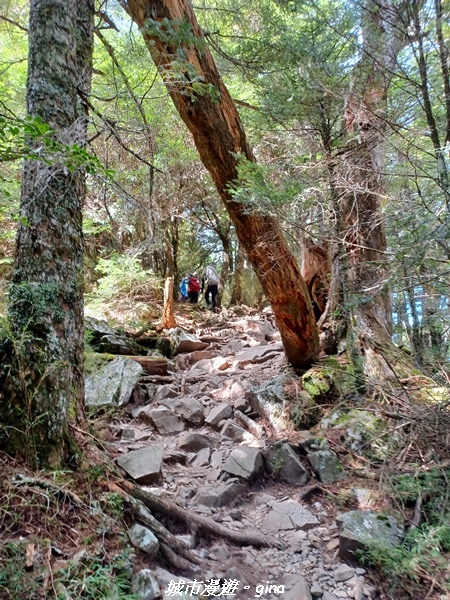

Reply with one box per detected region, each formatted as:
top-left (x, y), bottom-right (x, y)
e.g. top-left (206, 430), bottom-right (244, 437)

top-left (158, 277), bottom-right (177, 331)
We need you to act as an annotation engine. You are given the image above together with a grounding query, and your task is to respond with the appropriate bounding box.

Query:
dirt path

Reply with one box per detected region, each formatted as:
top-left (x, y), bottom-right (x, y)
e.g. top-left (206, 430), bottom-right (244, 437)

top-left (108, 308), bottom-right (378, 600)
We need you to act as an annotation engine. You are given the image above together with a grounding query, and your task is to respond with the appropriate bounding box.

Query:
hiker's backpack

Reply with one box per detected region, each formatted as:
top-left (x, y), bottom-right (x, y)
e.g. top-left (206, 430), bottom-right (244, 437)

top-left (189, 276), bottom-right (201, 292)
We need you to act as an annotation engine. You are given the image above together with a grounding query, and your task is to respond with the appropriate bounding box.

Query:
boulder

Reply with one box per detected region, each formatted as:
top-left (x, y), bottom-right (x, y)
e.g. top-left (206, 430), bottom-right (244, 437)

top-left (283, 574), bottom-right (312, 600)
top-left (167, 328), bottom-right (209, 356)
top-left (234, 343), bottom-right (283, 365)
top-left (248, 371), bottom-right (316, 432)
top-left (192, 481), bottom-right (245, 508)
top-left (221, 446), bottom-right (264, 482)
top-left (320, 409), bottom-right (389, 460)
top-left (163, 397), bottom-right (204, 425)
top-left (264, 500), bottom-right (319, 532)
top-left (85, 316), bottom-right (116, 337)
top-left (178, 432), bottom-right (219, 452)
top-left (128, 524), bottom-right (159, 557)
top-left (220, 420), bottom-right (250, 442)
top-left (85, 357), bottom-right (143, 407)
top-left (191, 447), bottom-right (211, 468)
top-left (131, 569), bottom-right (161, 600)
top-left (148, 406), bottom-right (185, 434)
top-left (267, 443), bottom-right (310, 485)
top-left (97, 333), bottom-right (144, 355)
top-left (336, 510), bottom-right (404, 562)
top-left (154, 385), bottom-right (179, 403)
top-left (333, 564), bottom-right (354, 582)
top-left (205, 403), bottom-right (233, 426)
top-left (307, 450), bottom-right (346, 484)
top-left (117, 445), bottom-right (163, 484)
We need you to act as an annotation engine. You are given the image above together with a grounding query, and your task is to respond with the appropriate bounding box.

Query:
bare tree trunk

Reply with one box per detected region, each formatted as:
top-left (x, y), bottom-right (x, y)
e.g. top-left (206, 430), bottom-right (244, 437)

top-left (120, 0), bottom-right (318, 370)
top-left (0, 0), bottom-right (94, 467)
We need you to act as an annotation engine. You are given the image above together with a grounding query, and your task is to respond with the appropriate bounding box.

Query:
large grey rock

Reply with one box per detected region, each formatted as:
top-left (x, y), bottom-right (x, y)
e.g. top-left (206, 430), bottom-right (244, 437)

top-left (85, 357), bottom-right (143, 407)
top-left (283, 574), bottom-right (312, 600)
top-left (178, 432), bottom-right (219, 452)
top-left (221, 446), bottom-right (264, 482)
top-left (192, 482), bottom-right (245, 508)
top-left (267, 443), bottom-right (310, 485)
top-left (333, 564), bottom-right (354, 582)
top-left (97, 333), bottom-right (143, 355)
top-left (128, 524), bottom-right (159, 557)
top-left (191, 447), bottom-right (211, 468)
top-left (148, 406), bottom-right (185, 434)
top-left (322, 593), bottom-right (338, 600)
top-left (164, 397), bottom-right (204, 424)
top-left (320, 409), bottom-right (389, 459)
top-left (131, 569), bottom-right (161, 600)
top-left (205, 403), bottom-right (233, 426)
top-left (264, 500), bottom-right (319, 532)
top-left (85, 316), bottom-right (116, 337)
top-left (234, 343), bottom-right (283, 364)
top-left (247, 372), bottom-right (306, 431)
top-left (336, 510), bottom-right (404, 562)
top-left (168, 328), bottom-right (209, 355)
top-left (117, 445), bottom-right (163, 484)
top-left (307, 450), bottom-right (346, 484)
top-left (220, 420), bottom-right (250, 442)
top-left (154, 385), bottom-right (179, 403)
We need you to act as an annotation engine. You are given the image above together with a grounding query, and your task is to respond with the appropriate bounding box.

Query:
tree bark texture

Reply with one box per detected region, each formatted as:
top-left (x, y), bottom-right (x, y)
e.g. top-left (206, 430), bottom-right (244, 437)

top-left (3, 0), bottom-right (94, 466)
top-left (120, 0), bottom-right (319, 370)
top-left (334, 0), bottom-right (415, 378)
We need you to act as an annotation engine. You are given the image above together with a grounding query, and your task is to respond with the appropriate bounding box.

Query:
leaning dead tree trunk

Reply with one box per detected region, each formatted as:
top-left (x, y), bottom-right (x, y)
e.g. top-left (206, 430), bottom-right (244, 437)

top-left (119, 0), bottom-right (318, 370)
top-left (158, 276), bottom-right (177, 330)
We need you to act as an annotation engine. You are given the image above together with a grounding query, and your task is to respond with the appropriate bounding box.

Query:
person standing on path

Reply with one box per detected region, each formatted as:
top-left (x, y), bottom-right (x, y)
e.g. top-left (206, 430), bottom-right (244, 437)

top-left (202, 265), bottom-right (220, 312)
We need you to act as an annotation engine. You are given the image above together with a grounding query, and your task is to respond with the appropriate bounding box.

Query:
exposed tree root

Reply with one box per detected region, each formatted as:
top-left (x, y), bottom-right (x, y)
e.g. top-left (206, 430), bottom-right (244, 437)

top-left (117, 480), bottom-right (273, 549)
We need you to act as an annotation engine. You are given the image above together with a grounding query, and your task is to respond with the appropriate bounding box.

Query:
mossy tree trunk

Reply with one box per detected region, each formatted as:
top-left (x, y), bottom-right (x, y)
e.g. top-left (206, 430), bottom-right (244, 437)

top-left (120, 0), bottom-right (319, 370)
top-left (0, 0), bottom-right (94, 467)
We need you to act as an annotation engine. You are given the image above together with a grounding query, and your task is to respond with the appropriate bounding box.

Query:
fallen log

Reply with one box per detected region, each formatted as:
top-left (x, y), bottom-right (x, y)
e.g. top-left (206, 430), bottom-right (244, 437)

top-left (125, 356), bottom-right (168, 375)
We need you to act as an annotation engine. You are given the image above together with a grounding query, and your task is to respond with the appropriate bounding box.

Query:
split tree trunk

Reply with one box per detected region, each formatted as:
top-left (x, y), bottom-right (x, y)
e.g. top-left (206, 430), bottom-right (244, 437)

top-left (120, 0), bottom-right (318, 370)
top-left (1, 0), bottom-right (94, 467)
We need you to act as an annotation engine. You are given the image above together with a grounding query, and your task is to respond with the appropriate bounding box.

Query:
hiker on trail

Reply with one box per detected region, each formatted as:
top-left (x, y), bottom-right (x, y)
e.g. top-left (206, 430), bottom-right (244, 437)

top-left (179, 276), bottom-right (189, 302)
top-left (187, 273), bottom-right (201, 303)
top-left (202, 265), bottom-right (220, 312)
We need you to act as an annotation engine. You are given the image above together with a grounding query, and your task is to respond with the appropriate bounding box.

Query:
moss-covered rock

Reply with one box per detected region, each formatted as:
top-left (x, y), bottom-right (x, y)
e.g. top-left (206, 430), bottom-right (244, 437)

top-left (303, 366), bottom-right (332, 399)
top-left (249, 370), bottom-right (320, 433)
top-left (320, 409), bottom-right (392, 461)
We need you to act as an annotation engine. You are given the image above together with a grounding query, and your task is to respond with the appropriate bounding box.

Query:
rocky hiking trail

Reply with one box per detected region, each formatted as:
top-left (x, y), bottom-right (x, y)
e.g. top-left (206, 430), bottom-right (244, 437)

top-left (85, 307), bottom-right (393, 600)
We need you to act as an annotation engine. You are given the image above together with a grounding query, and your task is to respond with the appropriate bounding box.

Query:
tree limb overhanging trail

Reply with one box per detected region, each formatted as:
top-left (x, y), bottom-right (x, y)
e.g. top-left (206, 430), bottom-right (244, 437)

top-left (118, 0), bottom-right (319, 370)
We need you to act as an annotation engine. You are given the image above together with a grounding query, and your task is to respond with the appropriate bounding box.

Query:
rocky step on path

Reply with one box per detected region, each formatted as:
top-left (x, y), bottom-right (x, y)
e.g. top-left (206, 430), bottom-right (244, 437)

top-left (89, 310), bottom-right (394, 600)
